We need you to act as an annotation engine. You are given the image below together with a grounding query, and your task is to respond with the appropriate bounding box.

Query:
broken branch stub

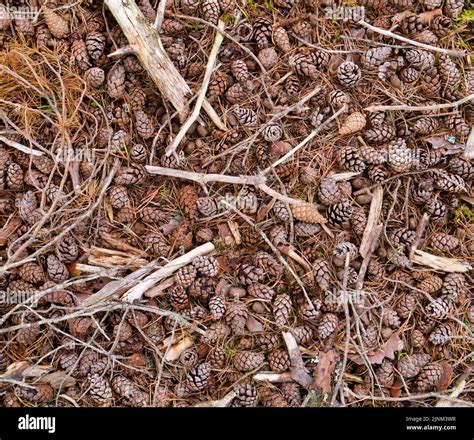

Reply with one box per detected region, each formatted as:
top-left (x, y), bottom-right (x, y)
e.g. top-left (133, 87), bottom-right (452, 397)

top-left (104, 0), bottom-right (191, 118)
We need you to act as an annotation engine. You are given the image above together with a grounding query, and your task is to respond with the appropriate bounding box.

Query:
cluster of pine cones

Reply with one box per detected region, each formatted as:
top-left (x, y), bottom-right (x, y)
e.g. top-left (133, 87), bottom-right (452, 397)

top-left (0, 0), bottom-right (473, 407)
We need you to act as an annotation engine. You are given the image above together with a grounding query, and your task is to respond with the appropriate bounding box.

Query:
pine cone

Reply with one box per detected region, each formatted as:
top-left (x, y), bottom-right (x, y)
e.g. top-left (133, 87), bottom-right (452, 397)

top-left (280, 383), bottom-right (301, 407)
top-left (255, 333), bottom-right (282, 351)
top-left (449, 158), bottom-right (474, 180)
top-left (71, 39), bottom-right (91, 71)
top-left (327, 200), bottom-right (354, 226)
top-left (273, 293), bottom-right (292, 328)
top-left (367, 259), bottom-right (386, 281)
top-left (207, 347), bottom-right (226, 369)
top-left (267, 348), bottom-right (291, 373)
top-left (439, 54), bottom-right (460, 89)
top-left (445, 0), bottom-right (464, 18)
top-left (420, 67), bottom-right (441, 97)
top-left (338, 146), bottom-right (366, 172)
top-left (262, 123), bottom-right (283, 142)
top-left (411, 179), bottom-right (434, 203)
top-left (226, 83), bottom-right (248, 104)
top-left (236, 264), bottom-right (264, 285)
top-left (317, 313), bottom-right (338, 339)
top-left (169, 285), bottom-right (189, 311)
top-left (46, 254), bottom-right (69, 283)
top-left (84, 67), bottom-right (105, 87)
top-left (382, 308), bottom-right (401, 328)
top-left (109, 185), bottom-right (130, 209)
top-left (43, 6), bottom-right (69, 39)
top-left (317, 177), bottom-right (342, 206)
top-left (338, 61), bottom-right (361, 88)
top-left (363, 47), bottom-right (392, 70)
top-left (364, 123), bottom-right (396, 144)
top-left (174, 265), bottom-right (197, 289)
top-left (351, 207), bottom-right (368, 236)
top-left (445, 113), bottom-right (470, 137)
top-left (425, 295), bottom-right (454, 319)
top-left (225, 301), bottom-right (248, 335)
top-left (415, 363), bottom-right (444, 391)
top-left (425, 200), bottom-right (447, 221)
top-left (21, 384), bottom-right (54, 403)
top-left (434, 171), bottom-right (465, 193)
top-left (201, 0), bottom-right (221, 25)
top-left (258, 47), bottom-right (279, 69)
top-left (231, 59), bottom-right (250, 82)
top-left (429, 322), bottom-right (453, 345)
top-left (339, 112), bottom-right (366, 136)
top-left (254, 251), bottom-right (282, 277)
top-left (389, 227), bottom-right (416, 247)
top-left (107, 63), bottom-right (126, 99)
top-left (396, 293), bottom-right (417, 319)
top-left (400, 66), bottom-right (419, 83)
top-left (248, 283), bottom-right (276, 300)
top-left (135, 110), bottom-right (155, 139)
top-left (196, 197), bottom-right (220, 217)
top-left (253, 17), bottom-right (273, 49)
top-left (6, 163), bottom-right (23, 190)
top-left (333, 242), bottom-right (358, 261)
top-left (140, 207), bottom-right (167, 224)
top-left (272, 200), bottom-right (290, 222)
top-left (88, 374), bottom-right (112, 405)
top-left (328, 90), bottom-right (350, 109)
top-left (144, 232), bottom-right (170, 256)
top-left (111, 375), bottom-right (148, 407)
top-left (291, 325), bottom-right (313, 345)
top-left (18, 191), bottom-right (37, 223)
top-left (376, 360), bottom-right (395, 387)
top-left (411, 329), bottom-right (425, 348)
top-left (18, 262), bottom-right (44, 284)
top-left (233, 351), bottom-right (265, 372)
top-left (272, 26), bottom-right (291, 53)
top-left (417, 274), bottom-right (443, 293)
top-left (397, 353), bottom-right (431, 378)
top-left (400, 13), bottom-right (425, 34)
top-left (387, 139), bottom-right (413, 172)
top-left (260, 387), bottom-right (288, 407)
top-left (192, 256), bottom-right (219, 277)
top-left (291, 202), bottom-right (326, 224)
top-left (289, 53), bottom-right (318, 80)
top-left (441, 273), bottom-right (465, 300)
top-left (429, 232), bottom-right (459, 252)
top-left (313, 259), bottom-right (332, 291)
top-left (233, 383), bottom-right (259, 407)
top-left (188, 276), bottom-right (215, 303)
top-left (233, 107), bottom-right (258, 126)
top-left (209, 295), bottom-right (226, 320)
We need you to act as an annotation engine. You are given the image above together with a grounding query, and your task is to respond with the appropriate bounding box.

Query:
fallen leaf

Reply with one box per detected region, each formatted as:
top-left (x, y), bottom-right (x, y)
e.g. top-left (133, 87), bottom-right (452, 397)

top-left (390, 378), bottom-right (403, 398)
top-left (311, 350), bottom-right (338, 394)
top-left (349, 333), bottom-right (401, 365)
top-left (437, 361), bottom-right (453, 391)
top-left (256, 199), bottom-right (275, 222)
top-left (217, 223), bottom-right (234, 246)
top-left (246, 315), bottom-right (264, 333)
top-left (426, 136), bottom-right (464, 154)
top-left (164, 336), bottom-right (193, 362)
top-left (216, 256), bottom-right (232, 274)
top-left (39, 371), bottom-right (76, 389)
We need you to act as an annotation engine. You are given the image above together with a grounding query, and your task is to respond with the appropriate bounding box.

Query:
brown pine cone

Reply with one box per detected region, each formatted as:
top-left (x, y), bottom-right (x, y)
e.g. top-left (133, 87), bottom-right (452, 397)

top-left (449, 158), bottom-right (474, 180)
top-left (425, 200), bottom-right (447, 221)
top-left (169, 285), bottom-right (189, 311)
top-left (16, 325), bottom-right (41, 346)
top-left (333, 242), bottom-right (358, 261)
top-left (130, 144), bottom-right (147, 163)
top-left (18, 262), bottom-right (44, 284)
top-left (429, 322), bottom-right (454, 345)
top-left (254, 251), bottom-right (282, 277)
top-left (364, 123), bottom-right (396, 144)
top-left (339, 112), bottom-right (366, 136)
top-left (367, 259), bottom-right (386, 281)
top-left (143, 232), bottom-right (170, 256)
top-left (248, 283), bottom-right (276, 300)
top-left (400, 66), bottom-right (419, 83)
top-left (0, 351), bottom-right (8, 372)
top-left (207, 347), bottom-right (226, 369)
top-left (85, 31), bottom-right (106, 61)
top-left (445, 113), bottom-right (471, 137)
top-left (441, 273), bottom-right (465, 300)
top-left (337, 61), bottom-right (361, 88)
top-left (196, 196), bottom-right (220, 217)
top-left (209, 295), bottom-right (226, 320)
top-left (396, 293), bottom-right (417, 319)
top-left (230, 59), bottom-right (250, 83)
top-left (418, 316), bottom-right (436, 335)
top-left (188, 276), bottom-right (215, 304)
top-left (107, 63), bottom-right (126, 99)
top-left (376, 360), bottom-right (395, 387)
top-left (260, 387), bottom-right (288, 407)
top-left (415, 363), bottom-right (444, 391)
top-left (431, 15), bottom-right (452, 37)
top-left (389, 227), bottom-right (416, 247)
top-left (6, 163), bottom-right (23, 190)
top-left (434, 171), bottom-right (465, 193)
top-left (43, 6), bottom-right (69, 39)
top-left (255, 333), bottom-right (282, 351)
top-left (289, 53), bottom-right (318, 80)
top-left (88, 374), bottom-right (112, 405)
top-left (298, 298), bottom-right (323, 322)
top-left (233, 383), bottom-right (259, 407)
top-left (21, 384), bottom-right (54, 403)
top-left (201, 0), bottom-right (221, 25)
top-left (262, 123), bottom-right (283, 142)
top-left (397, 353), bottom-right (431, 378)
top-left (207, 71), bottom-right (229, 101)
top-left (387, 139), bottom-right (413, 172)
top-left (360, 146), bottom-right (385, 165)
top-left (439, 54), bottom-right (460, 88)
top-left (294, 222), bottom-right (322, 237)
top-left (317, 313), bottom-right (338, 339)
top-left (291, 202), bottom-right (326, 224)
top-left (273, 293), bottom-right (292, 328)
top-left (272, 200), bottom-right (290, 222)
top-left (313, 259), bottom-right (332, 291)
top-left (420, 67), bottom-right (441, 97)
top-left (361, 325), bottom-right (379, 350)
top-left (236, 264), bottom-right (264, 285)
top-left (233, 351), bottom-right (265, 372)
top-left (272, 26), bottom-right (291, 53)
top-left (253, 17), bottom-right (273, 49)
top-left (46, 254), bottom-right (69, 283)
top-left (445, 0), bottom-right (464, 18)
top-left (412, 116), bottom-right (439, 136)
top-left (382, 308), bottom-right (401, 328)
top-left (363, 47), bottom-right (392, 70)
top-left (291, 325), bottom-right (313, 345)
top-left (192, 256), bottom-right (219, 277)
top-left (226, 83), bottom-right (248, 104)
top-left (400, 13), bottom-right (425, 34)
top-left (417, 274), bottom-right (443, 293)
top-left (140, 207), bottom-right (167, 224)
top-left (351, 207), bottom-right (368, 236)
top-left (174, 265), bottom-right (197, 289)
top-left (71, 39), bottom-right (91, 71)
top-left (111, 375), bottom-right (148, 407)
top-left (429, 232), bottom-right (459, 252)
top-left (135, 110), bottom-right (155, 139)
top-left (110, 129), bottom-right (131, 154)
top-left (338, 146), bottom-right (366, 172)
top-left (225, 301), bottom-right (248, 335)
top-left (327, 200), bottom-right (354, 226)
top-left (411, 329), bottom-right (425, 348)
top-left (233, 107), bottom-right (258, 126)
top-left (109, 185), bottom-right (130, 209)
top-left (425, 295), bottom-right (454, 320)
top-left (267, 348), bottom-right (291, 373)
